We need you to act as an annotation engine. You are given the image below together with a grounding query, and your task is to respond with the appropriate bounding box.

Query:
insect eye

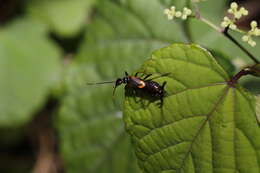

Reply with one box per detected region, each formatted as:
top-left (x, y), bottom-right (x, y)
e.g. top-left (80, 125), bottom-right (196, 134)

top-left (115, 79), bottom-right (123, 86)
top-left (123, 77), bottom-right (128, 83)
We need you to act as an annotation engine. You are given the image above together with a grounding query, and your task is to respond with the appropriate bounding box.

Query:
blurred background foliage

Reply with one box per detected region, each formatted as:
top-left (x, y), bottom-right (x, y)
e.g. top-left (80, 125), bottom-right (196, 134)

top-left (0, 0), bottom-right (259, 172)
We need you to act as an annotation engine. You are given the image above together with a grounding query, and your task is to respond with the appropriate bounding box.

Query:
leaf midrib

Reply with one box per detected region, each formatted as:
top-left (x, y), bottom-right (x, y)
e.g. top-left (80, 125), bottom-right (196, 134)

top-left (176, 86), bottom-right (230, 172)
top-left (138, 85), bottom-right (229, 172)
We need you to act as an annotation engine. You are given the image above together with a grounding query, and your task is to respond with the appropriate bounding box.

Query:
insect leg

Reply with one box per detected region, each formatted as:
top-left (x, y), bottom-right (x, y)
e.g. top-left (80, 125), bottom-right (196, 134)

top-left (161, 81), bottom-right (167, 90)
top-left (125, 71), bottom-right (129, 76)
top-left (143, 74), bottom-right (152, 80)
top-left (159, 81), bottom-right (167, 108)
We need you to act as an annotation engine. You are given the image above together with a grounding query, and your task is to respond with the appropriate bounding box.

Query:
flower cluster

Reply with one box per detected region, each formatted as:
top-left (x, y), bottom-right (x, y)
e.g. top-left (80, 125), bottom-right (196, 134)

top-left (221, 2), bottom-right (248, 29)
top-left (221, 16), bottom-right (237, 30)
top-left (227, 2), bottom-right (248, 19)
top-left (220, 2), bottom-right (260, 47)
top-left (164, 6), bottom-right (192, 20)
top-left (242, 21), bottom-right (260, 47)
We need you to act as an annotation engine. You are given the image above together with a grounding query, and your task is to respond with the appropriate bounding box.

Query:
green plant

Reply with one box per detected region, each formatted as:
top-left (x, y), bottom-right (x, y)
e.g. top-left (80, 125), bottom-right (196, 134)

top-left (123, 1), bottom-right (260, 172)
top-left (0, 0), bottom-right (259, 172)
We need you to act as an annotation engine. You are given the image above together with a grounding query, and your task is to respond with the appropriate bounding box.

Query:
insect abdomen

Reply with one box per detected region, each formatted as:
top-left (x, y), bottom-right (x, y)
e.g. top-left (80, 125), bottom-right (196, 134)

top-left (144, 81), bottom-right (162, 95)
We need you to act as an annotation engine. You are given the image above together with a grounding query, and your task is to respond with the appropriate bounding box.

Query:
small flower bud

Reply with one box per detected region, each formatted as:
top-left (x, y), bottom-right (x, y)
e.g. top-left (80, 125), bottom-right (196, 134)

top-left (221, 22), bottom-right (227, 28)
top-left (164, 9), bottom-right (170, 15)
top-left (231, 2), bottom-right (238, 10)
top-left (228, 9), bottom-right (233, 14)
top-left (255, 29), bottom-right (260, 36)
top-left (240, 7), bottom-right (248, 15)
top-left (248, 40), bottom-right (256, 47)
top-left (251, 21), bottom-right (257, 28)
top-left (175, 11), bottom-right (182, 17)
top-left (183, 7), bottom-right (192, 15)
top-left (230, 24), bottom-right (237, 30)
top-left (242, 35), bottom-right (249, 42)
top-left (170, 6), bottom-right (176, 11)
top-left (234, 12), bottom-right (242, 19)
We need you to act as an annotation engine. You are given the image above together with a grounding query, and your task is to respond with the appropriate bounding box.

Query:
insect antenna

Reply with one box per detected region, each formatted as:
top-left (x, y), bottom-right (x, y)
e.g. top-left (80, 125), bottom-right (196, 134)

top-left (86, 81), bottom-right (115, 85)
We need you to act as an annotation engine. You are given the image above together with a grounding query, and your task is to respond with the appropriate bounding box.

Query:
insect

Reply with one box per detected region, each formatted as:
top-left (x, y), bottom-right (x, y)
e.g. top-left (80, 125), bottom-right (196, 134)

top-left (87, 72), bottom-right (169, 107)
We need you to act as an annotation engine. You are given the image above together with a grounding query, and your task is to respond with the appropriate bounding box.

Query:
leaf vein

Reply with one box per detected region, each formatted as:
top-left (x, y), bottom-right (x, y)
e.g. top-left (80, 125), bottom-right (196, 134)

top-left (175, 86), bottom-right (230, 172)
top-left (139, 86), bottom-right (229, 172)
top-left (137, 115), bottom-right (206, 141)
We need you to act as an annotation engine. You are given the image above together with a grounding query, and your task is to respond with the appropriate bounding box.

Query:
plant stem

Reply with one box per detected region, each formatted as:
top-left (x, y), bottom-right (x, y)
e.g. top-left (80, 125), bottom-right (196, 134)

top-left (228, 68), bottom-right (251, 87)
top-left (199, 16), bottom-right (222, 32)
top-left (223, 28), bottom-right (259, 64)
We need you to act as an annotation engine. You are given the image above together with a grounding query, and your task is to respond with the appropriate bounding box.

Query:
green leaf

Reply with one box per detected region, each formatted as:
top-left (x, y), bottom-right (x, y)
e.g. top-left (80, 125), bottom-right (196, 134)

top-left (239, 64), bottom-right (260, 94)
top-left (210, 50), bottom-right (235, 76)
top-left (239, 75), bottom-right (260, 95)
top-left (57, 0), bottom-right (190, 172)
top-left (124, 44), bottom-right (260, 173)
top-left (0, 18), bottom-right (61, 127)
top-left (77, 0), bottom-right (189, 70)
top-left (26, 0), bottom-right (96, 37)
top-left (256, 95), bottom-right (260, 124)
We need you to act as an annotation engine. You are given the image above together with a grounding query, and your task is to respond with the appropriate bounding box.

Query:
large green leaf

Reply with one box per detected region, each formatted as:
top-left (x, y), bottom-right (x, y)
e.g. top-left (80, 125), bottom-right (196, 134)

top-left (57, 0), bottom-right (190, 172)
top-left (26, 0), bottom-right (96, 37)
top-left (77, 0), bottom-right (189, 72)
top-left (0, 19), bottom-right (61, 127)
top-left (124, 44), bottom-right (260, 173)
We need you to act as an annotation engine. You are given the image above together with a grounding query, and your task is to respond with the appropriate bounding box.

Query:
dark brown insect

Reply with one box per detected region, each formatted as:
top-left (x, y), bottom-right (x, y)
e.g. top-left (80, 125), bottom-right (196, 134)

top-left (87, 72), bottom-right (169, 107)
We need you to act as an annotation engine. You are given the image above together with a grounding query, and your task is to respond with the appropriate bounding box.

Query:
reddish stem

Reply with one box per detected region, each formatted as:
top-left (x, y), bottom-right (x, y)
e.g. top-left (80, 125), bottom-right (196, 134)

top-left (228, 68), bottom-right (251, 87)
